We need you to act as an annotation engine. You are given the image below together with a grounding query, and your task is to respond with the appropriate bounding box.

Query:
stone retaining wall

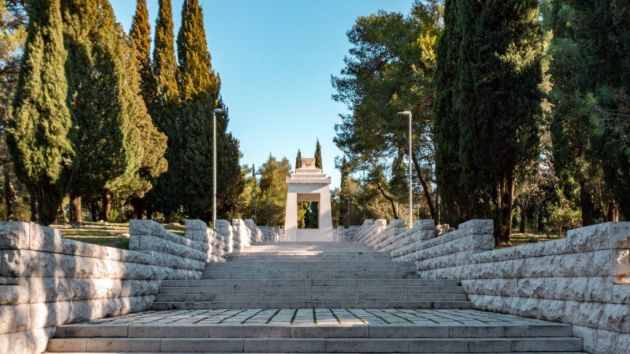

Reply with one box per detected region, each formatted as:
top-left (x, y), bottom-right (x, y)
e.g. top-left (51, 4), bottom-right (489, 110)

top-left (348, 219), bottom-right (630, 353)
top-left (0, 218), bottom-right (262, 354)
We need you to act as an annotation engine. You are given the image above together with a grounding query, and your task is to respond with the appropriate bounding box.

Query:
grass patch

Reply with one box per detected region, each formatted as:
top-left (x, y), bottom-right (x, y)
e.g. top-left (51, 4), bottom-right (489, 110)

top-left (505, 232), bottom-right (563, 247)
top-left (53, 222), bottom-right (130, 249)
top-left (63, 235), bottom-right (129, 249)
top-left (50, 221), bottom-right (188, 250)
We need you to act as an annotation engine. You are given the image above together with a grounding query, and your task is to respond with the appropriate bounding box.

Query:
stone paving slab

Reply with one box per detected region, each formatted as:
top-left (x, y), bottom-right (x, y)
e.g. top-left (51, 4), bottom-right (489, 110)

top-left (59, 309), bottom-right (564, 327)
top-left (45, 352), bottom-right (588, 354)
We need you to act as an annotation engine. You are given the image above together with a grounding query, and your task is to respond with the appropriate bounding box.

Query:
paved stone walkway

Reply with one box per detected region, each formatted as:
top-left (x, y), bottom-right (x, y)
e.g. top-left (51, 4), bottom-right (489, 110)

top-left (71, 309), bottom-right (561, 327)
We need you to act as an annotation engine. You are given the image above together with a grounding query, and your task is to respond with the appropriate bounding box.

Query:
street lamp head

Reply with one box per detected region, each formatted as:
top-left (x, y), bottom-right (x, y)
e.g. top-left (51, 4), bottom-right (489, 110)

top-left (213, 108), bottom-right (224, 114)
top-left (397, 111), bottom-right (412, 117)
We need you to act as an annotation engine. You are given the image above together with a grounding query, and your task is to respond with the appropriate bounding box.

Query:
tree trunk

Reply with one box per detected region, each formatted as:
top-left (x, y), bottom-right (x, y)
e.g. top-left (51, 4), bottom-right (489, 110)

top-left (494, 176), bottom-right (514, 246)
top-left (29, 190), bottom-right (38, 222)
top-left (36, 183), bottom-right (58, 226)
top-left (101, 191), bottom-right (112, 222)
top-left (411, 152), bottom-right (436, 220)
top-left (146, 207), bottom-right (154, 220)
top-left (374, 179), bottom-right (399, 219)
top-left (164, 210), bottom-right (172, 223)
top-left (135, 205), bottom-right (143, 219)
top-left (519, 205), bottom-right (526, 233)
top-left (537, 210), bottom-right (544, 232)
top-left (3, 167), bottom-right (16, 220)
top-left (607, 201), bottom-right (619, 222)
top-left (70, 194), bottom-right (83, 224)
top-left (579, 180), bottom-right (594, 226)
top-left (90, 200), bottom-right (98, 222)
top-left (58, 202), bottom-right (65, 223)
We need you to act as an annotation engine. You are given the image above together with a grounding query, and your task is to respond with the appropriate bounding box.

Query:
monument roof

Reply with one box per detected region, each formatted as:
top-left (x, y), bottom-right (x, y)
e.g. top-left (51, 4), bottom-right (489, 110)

top-left (287, 162), bottom-right (331, 185)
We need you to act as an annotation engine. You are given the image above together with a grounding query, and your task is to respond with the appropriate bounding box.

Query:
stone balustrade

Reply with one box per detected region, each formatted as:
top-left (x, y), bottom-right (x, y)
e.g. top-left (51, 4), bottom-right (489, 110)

top-left (0, 218), bottom-right (264, 354)
top-left (244, 219), bottom-right (264, 243)
top-left (345, 219), bottom-right (630, 353)
top-left (258, 226), bottom-right (284, 242)
top-left (231, 219), bottom-right (252, 252)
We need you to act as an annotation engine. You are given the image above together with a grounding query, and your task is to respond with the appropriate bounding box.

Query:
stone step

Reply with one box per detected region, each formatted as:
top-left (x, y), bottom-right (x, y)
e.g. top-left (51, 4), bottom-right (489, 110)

top-left (158, 285), bottom-right (467, 294)
top-left (160, 279), bottom-right (461, 287)
top-left (154, 292), bottom-right (469, 302)
top-left (44, 352), bottom-right (588, 354)
top-left (230, 251), bottom-right (388, 260)
top-left (151, 300), bottom-right (473, 310)
top-left (46, 337), bottom-right (583, 353)
top-left (208, 261), bottom-right (410, 267)
top-left (201, 272), bottom-right (417, 280)
top-left (203, 268), bottom-right (416, 274)
top-left (54, 323), bottom-right (574, 339)
top-left (46, 309), bottom-right (583, 353)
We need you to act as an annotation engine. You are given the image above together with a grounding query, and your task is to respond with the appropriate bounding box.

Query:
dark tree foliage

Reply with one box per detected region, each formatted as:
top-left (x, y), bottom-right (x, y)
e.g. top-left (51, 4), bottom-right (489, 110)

top-left (436, 0), bottom-right (544, 244)
top-left (550, 0), bottom-right (629, 219)
top-left (7, 0), bottom-right (74, 225)
top-left (433, 0), bottom-right (467, 224)
top-left (215, 98), bottom-right (245, 219)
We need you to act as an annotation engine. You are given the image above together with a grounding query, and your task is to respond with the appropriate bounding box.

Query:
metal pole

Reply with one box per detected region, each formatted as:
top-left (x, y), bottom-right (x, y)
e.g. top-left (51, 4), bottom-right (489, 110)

top-left (408, 112), bottom-right (413, 226)
top-left (212, 110), bottom-right (217, 230)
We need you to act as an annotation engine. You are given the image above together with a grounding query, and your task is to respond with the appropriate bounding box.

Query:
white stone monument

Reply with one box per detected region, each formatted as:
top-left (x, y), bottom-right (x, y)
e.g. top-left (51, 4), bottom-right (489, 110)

top-left (284, 157), bottom-right (333, 241)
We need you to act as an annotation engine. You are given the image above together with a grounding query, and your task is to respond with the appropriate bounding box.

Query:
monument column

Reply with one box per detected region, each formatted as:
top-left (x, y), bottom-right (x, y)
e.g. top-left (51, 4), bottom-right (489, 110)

top-left (284, 191), bottom-right (298, 241)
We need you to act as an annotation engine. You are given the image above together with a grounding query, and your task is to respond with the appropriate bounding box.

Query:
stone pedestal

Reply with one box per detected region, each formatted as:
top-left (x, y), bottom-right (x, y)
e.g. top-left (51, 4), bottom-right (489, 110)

top-left (284, 158), bottom-right (333, 241)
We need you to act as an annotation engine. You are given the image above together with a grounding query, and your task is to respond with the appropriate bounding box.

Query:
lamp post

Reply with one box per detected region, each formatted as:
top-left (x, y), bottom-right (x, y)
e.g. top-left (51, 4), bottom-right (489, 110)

top-left (397, 111), bottom-right (413, 226)
top-left (212, 108), bottom-right (224, 230)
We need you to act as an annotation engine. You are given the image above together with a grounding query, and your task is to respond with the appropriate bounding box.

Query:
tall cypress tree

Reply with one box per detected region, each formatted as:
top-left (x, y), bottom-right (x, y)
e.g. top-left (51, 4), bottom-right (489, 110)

top-left (129, 0), bottom-right (154, 108)
top-left (7, 0), bottom-right (74, 225)
top-left (62, 0), bottom-right (165, 222)
top-left (145, 0), bottom-right (181, 220)
top-left (314, 139), bottom-right (322, 169)
top-left (433, 0), bottom-right (467, 224)
top-left (177, 0), bottom-right (220, 218)
top-left (295, 149), bottom-right (302, 170)
top-left (214, 98), bottom-right (244, 219)
top-left (456, 0), bottom-right (543, 244)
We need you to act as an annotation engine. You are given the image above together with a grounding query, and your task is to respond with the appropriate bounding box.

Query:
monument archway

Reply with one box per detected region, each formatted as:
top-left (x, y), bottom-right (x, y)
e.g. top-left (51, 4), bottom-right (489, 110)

top-left (284, 158), bottom-right (333, 241)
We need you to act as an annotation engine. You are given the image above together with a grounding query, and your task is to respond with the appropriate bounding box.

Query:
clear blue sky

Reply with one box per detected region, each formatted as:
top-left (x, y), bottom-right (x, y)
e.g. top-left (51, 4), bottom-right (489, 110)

top-left (112, 0), bottom-right (414, 187)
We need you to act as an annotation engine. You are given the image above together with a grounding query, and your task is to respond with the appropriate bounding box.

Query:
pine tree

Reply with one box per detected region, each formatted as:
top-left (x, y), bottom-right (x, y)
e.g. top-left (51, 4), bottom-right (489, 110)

top-left (456, 0), bottom-right (544, 244)
top-left (256, 155), bottom-right (290, 226)
top-left (7, 0), bottom-right (74, 225)
top-left (314, 139), bottom-right (322, 169)
top-left (295, 149), bottom-right (302, 170)
top-left (557, 0), bottom-right (630, 219)
top-left (177, 0), bottom-right (220, 218)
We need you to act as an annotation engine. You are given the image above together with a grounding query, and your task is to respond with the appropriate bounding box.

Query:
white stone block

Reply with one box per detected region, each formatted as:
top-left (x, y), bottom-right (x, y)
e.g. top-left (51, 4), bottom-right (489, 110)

top-left (0, 222), bottom-right (29, 250)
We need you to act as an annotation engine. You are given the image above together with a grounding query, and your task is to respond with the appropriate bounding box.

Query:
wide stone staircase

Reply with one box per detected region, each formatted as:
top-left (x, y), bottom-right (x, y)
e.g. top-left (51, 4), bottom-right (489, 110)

top-left (153, 241), bottom-right (471, 310)
top-left (45, 241), bottom-right (585, 353)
